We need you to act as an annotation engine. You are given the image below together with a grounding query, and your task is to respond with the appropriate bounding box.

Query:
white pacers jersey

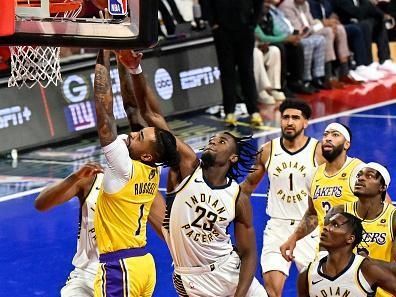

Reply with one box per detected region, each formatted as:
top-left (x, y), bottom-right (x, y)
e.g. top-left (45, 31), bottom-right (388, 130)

top-left (71, 173), bottom-right (102, 275)
top-left (308, 254), bottom-right (375, 297)
top-left (163, 164), bottom-right (239, 267)
top-left (266, 137), bottom-right (318, 220)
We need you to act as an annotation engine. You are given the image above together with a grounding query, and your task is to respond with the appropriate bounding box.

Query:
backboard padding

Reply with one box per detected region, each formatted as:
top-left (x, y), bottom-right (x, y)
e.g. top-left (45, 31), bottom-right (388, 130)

top-left (0, 0), bottom-right (158, 49)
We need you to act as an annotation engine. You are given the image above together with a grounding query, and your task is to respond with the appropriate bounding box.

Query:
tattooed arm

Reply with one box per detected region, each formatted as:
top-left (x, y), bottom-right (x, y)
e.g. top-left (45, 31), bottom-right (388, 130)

top-left (94, 50), bottom-right (117, 147)
top-left (280, 197), bottom-right (318, 261)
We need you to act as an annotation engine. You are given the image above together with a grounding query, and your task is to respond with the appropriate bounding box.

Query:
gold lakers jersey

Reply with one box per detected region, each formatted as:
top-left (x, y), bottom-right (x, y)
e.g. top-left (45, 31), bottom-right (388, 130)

top-left (94, 160), bottom-right (159, 254)
top-left (311, 157), bottom-right (362, 230)
top-left (345, 201), bottom-right (396, 297)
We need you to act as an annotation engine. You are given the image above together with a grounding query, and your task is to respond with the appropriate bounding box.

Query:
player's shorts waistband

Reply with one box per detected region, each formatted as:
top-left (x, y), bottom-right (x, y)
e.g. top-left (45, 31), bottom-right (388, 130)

top-left (271, 217), bottom-right (302, 225)
top-left (99, 247), bottom-right (148, 263)
top-left (174, 251), bottom-right (234, 275)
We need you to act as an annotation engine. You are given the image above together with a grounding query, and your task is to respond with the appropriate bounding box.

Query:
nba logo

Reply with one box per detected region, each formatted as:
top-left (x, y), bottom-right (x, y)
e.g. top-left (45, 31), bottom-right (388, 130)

top-left (108, 0), bottom-right (127, 15)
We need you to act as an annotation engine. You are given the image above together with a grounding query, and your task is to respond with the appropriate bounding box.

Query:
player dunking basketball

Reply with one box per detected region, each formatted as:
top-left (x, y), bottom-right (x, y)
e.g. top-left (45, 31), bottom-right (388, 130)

top-left (93, 49), bottom-right (179, 297)
top-left (117, 50), bottom-right (267, 297)
top-left (34, 49), bottom-right (167, 297)
top-left (241, 99), bottom-right (325, 297)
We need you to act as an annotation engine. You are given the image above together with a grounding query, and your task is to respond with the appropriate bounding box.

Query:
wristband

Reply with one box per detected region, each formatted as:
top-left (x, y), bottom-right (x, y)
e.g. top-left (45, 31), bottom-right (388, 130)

top-left (129, 65), bottom-right (142, 75)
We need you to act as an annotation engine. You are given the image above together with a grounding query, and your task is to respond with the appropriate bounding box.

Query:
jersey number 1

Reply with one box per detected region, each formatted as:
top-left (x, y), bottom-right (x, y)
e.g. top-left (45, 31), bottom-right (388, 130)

top-left (135, 204), bottom-right (145, 236)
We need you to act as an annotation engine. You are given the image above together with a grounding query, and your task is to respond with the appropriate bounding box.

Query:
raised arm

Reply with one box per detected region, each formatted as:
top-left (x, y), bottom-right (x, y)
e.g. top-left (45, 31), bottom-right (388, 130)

top-left (116, 50), bottom-right (198, 180)
top-left (234, 191), bottom-right (258, 297)
top-left (94, 50), bottom-right (117, 147)
top-left (115, 53), bottom-right (166, 239)
top-left (280, 197), bottom-right (318, 261)
top-left (34, 163), bottom-right (103, 211)
top-left (240, 141), bottom-right (270, 196)
top-left (116, 54), bottom-right (145, 131)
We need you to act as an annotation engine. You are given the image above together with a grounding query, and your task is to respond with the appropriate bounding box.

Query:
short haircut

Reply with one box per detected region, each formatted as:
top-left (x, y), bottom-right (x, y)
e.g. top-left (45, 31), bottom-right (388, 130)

top-left (279, 99), bottom-right (312, 119)
top-left (340, 212), bottom-right (364, 248)
top-left (154, 128), bottom-right (180, 167)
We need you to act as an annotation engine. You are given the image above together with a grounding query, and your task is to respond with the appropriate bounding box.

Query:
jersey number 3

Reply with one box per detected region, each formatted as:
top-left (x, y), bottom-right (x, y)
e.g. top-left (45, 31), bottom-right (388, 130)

top-left (191, 206), bottom-right (218, 231)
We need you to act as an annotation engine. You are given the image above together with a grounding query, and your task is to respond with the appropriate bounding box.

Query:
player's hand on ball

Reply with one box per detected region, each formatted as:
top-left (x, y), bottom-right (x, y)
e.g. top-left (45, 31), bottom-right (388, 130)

top-left (117, 50), bottom-right (143, 70)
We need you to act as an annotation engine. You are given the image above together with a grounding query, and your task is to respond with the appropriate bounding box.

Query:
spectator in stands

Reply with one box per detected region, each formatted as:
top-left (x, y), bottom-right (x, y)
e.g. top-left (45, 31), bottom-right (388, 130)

top-left (308, 0), bottom-right (371, 84)
top-left (256, 0), bottom-right (327, 94)
top-left (332, 0), bottom-right (396, 74)
top-left (158, 0), bottom-right (186, 36)
top-left (208, 0), bottom-right (264, 127)
top-left (253, 44), bottom-right (286, 104)
top-left (279, 0), bottom-right (351, 89)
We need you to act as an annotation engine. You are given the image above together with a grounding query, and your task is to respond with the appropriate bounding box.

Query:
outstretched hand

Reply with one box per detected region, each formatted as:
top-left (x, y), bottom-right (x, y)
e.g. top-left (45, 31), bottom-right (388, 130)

top-left (75, 163), bottom-right (104, 179)
top-left (117, 50), bottom-right (143, 70)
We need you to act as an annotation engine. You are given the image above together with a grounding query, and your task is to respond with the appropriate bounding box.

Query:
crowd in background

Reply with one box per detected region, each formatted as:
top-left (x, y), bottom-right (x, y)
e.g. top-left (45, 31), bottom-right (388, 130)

top-left (2, 0), bottom-right (396, 127)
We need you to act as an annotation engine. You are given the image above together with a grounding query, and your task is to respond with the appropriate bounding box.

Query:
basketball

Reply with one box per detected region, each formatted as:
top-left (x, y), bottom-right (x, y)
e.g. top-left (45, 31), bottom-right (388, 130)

top-left (90, 0), bottom-right (107, 10)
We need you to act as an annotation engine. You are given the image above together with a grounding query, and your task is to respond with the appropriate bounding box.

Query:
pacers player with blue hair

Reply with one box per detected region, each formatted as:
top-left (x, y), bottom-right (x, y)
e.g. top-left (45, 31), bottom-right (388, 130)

top-left (93, 50), bottom-right (179, 297)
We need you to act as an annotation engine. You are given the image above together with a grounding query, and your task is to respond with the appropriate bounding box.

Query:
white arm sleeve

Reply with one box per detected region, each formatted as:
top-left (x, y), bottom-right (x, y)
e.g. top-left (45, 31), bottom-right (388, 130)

top-left (102, 135), bottom-right (133, 194)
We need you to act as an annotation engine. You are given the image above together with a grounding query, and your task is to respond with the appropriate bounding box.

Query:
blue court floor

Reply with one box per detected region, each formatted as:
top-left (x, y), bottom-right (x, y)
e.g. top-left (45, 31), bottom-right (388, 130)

top-left (0, 100), bottom-right (395, 296)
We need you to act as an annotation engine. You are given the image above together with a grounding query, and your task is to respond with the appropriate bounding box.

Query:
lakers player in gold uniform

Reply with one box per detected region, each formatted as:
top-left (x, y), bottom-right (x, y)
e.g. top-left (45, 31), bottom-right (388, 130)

top-left (93, 50), bottom-right (179, 297)
top-left (35, 48), bottom-right (167, 297)
top-left (281, 122), bottom-right (364, 261)
top-left (328, 162), bottom-right (394, 297)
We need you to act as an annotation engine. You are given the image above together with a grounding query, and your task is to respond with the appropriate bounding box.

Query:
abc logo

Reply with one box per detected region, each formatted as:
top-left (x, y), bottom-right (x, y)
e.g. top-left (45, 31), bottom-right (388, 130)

top-left (154, 68), bottom-right (173, 100)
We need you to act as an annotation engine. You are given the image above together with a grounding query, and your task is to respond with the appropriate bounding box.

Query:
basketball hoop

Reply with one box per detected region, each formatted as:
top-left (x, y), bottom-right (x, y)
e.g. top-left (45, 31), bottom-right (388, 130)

top-left (8, 0), bottom-right (82, 88)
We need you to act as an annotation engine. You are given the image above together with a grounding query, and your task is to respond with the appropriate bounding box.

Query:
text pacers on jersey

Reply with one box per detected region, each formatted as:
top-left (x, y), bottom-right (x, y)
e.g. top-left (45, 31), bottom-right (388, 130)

top-left (182, 193), bottom-right (228, 243)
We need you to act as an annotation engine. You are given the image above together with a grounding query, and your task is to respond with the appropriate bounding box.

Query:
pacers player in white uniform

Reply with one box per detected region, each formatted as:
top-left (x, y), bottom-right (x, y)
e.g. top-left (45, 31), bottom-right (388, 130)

top-left (35, 163), bottom-right (104, 296)
top-left (241, 99), bottom-right (325, 297)
top-left (298, 212), bottom-right (396, 296)
top-left (117, 49), bottom-right (267, 297)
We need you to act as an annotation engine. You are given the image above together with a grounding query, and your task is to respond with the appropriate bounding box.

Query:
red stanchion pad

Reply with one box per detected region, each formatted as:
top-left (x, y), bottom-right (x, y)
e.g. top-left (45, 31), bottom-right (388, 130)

top-left (0, 0), bottom-right (15, 37)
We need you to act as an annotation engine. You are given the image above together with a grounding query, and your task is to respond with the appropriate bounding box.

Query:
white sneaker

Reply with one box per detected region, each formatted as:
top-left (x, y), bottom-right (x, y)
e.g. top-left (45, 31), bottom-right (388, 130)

top-left (355, 65), bottom-right (384, 81)
top-left (270, 90), bottom-right (286, 101)
top-left (378, 60), bottom-right (396, 75)
top-left (349, 70), bottom-right (367, 82)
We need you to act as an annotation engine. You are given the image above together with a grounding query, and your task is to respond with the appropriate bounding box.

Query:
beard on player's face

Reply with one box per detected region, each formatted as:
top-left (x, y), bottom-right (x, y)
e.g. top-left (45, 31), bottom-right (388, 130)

top-left (282, 126), bottom-right (304, 141)
top-left (201, 150), bottom-right (216, 168)
top-left (322, 143), bottom-right (344, 162)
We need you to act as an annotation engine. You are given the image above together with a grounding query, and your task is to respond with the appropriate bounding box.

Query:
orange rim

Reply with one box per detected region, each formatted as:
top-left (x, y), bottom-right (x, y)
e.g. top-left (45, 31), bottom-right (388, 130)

top-left (17, 0), bottom-right (82, 14)
top-left (50, 1), bottom-right (82, 14)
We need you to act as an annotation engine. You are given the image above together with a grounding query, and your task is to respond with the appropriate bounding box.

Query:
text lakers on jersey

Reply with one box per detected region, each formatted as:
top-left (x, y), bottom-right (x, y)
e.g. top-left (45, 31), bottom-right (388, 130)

top-left (311, 157), bottom-right (362, 229)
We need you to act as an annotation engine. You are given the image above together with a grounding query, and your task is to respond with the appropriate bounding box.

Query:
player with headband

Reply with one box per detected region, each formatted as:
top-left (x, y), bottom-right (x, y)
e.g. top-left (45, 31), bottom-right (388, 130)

top-left (280, 122), bottom-right (364, 261)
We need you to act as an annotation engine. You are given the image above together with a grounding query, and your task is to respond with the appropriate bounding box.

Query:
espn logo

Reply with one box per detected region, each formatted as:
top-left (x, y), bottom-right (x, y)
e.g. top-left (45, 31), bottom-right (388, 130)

top-left (108, 0), bottom-right (127, 15)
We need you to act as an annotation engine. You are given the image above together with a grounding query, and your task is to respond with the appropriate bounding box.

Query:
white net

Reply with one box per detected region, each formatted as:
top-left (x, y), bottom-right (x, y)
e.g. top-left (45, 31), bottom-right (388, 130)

top-left (9, 0), bottom-right (82, 88)
top-left (8, 46), bottom-right (61, 89)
